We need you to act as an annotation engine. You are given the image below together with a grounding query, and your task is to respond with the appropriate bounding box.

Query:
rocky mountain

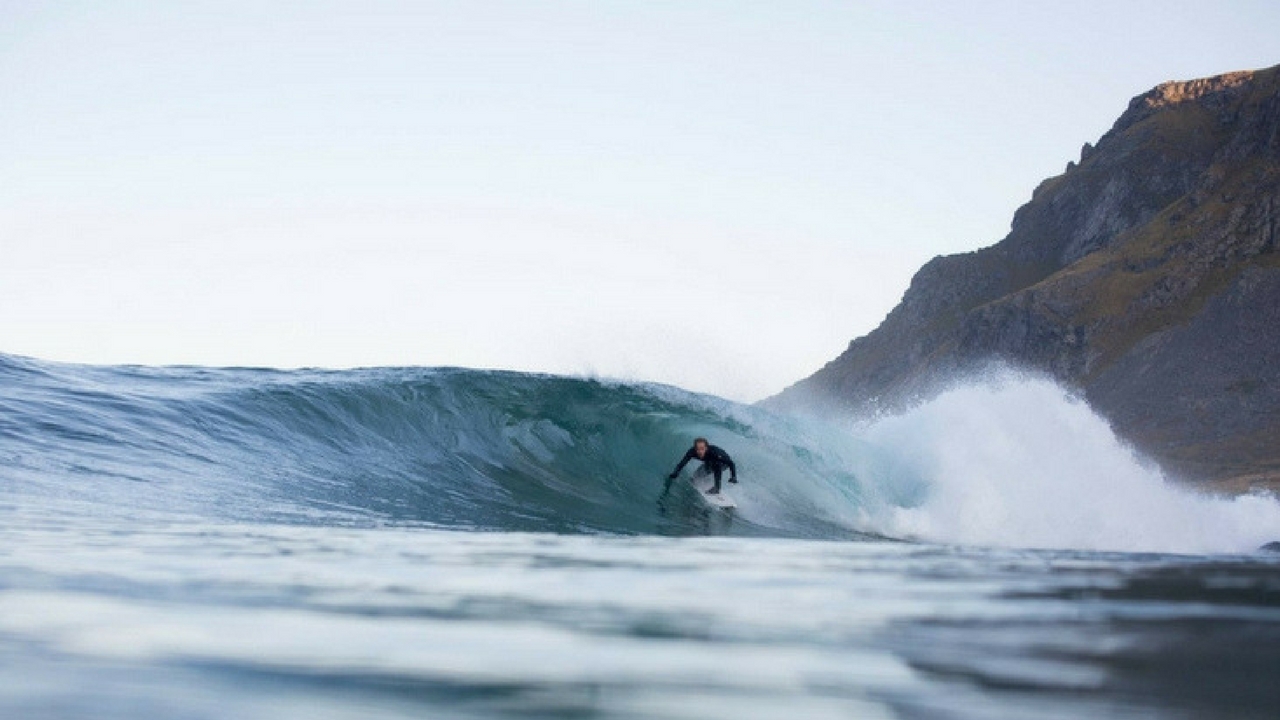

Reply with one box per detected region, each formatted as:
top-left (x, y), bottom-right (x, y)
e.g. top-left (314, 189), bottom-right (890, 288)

top-left (767, 65), bottom-right (1280, 492)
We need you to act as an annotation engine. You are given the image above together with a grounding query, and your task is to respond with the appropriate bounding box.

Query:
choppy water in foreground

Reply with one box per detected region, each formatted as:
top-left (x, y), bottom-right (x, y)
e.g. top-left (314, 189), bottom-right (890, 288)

top-left (3, 355), bottom-right (1280, 718)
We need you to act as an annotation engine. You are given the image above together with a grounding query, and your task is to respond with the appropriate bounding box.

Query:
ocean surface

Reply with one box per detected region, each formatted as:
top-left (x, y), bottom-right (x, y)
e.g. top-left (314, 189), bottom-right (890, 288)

top-left (3, 354), bottom-right (1279, 719)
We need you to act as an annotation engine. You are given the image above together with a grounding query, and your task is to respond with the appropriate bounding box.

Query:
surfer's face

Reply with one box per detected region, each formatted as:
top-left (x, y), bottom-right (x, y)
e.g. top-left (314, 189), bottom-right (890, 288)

top-left (694, 441), bottom-right (707, 458)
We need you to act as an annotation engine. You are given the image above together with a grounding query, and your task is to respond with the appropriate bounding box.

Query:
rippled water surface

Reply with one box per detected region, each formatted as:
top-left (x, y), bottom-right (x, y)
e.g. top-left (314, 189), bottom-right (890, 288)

top-left (4, 505), bottom-right (1279, 720)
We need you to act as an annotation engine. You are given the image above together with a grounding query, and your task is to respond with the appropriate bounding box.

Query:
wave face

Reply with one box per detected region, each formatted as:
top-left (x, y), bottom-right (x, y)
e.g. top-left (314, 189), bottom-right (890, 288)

top-left (3, 355), bottom-right (1278, 552)
top-left (0, 355), bottom-right (890, 538)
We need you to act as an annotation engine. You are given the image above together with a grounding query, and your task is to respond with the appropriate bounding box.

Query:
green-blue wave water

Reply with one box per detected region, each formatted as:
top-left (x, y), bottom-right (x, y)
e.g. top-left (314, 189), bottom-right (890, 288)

top-left (1, 354), bottom-right (910, 538)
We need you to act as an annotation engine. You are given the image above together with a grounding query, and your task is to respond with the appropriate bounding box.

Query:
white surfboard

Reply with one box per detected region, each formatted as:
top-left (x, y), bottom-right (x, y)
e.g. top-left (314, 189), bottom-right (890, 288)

top-left (690, 474), bottom-right (737, 509)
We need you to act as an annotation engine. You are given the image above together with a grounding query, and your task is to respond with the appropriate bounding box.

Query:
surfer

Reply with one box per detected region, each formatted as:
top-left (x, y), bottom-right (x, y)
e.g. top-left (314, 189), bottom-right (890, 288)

top-left (668, 438), bottom-right (737, 494)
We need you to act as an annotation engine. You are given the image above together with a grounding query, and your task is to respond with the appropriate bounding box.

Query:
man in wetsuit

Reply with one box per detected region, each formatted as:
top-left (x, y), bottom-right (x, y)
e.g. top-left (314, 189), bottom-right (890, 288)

top-left (668, 437), bottom-right (737, 495)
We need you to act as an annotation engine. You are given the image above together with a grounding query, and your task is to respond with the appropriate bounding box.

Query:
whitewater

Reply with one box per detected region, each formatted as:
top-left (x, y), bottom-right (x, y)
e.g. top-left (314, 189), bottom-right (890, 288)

top-left (3, 353), bottom-right (1279, 719)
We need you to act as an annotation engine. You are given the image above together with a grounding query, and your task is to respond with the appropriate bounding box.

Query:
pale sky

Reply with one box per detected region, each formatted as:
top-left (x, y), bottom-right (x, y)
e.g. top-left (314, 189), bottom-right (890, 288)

top-left (3, 1), bottom-right (1278, 401)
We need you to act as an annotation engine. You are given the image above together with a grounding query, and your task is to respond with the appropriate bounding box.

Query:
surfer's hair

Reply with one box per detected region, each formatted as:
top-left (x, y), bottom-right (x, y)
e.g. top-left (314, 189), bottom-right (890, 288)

top-left (694, 437), bottom-right (708, 446)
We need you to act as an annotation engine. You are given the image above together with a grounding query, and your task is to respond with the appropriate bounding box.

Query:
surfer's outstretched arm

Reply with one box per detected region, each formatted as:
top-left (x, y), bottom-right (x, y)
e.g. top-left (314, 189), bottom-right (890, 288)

top-left (668, 448), bottom-right (695, 479)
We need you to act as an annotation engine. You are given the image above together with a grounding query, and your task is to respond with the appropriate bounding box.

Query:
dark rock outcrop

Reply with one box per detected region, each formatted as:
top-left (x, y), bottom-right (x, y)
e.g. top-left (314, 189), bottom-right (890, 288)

top-left (767, 65), bottom-right (1280, 492)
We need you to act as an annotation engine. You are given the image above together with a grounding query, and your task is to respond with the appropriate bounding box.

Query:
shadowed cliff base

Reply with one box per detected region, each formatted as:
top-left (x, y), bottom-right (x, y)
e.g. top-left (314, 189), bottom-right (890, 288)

top-left (766, 64), bottom-right (1280, 494)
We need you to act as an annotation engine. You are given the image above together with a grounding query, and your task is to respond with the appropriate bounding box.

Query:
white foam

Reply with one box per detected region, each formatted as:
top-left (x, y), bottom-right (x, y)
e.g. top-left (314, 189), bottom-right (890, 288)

top-left (859, 373), bottom-right (1280, 554)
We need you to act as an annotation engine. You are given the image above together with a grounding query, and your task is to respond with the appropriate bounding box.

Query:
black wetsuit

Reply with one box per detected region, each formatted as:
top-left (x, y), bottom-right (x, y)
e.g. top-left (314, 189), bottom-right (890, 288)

top-left (669, 444), bottom-right (737, 492)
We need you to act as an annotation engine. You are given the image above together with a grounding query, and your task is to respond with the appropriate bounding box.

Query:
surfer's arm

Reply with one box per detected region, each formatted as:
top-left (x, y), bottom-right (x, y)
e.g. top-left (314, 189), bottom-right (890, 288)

top-left (669, 449), bottom-right (695, 478)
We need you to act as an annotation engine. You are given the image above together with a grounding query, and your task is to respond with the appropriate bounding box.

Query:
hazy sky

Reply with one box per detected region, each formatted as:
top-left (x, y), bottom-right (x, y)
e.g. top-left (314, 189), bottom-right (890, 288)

top-left (3, 1), bottom-right (1278, 400)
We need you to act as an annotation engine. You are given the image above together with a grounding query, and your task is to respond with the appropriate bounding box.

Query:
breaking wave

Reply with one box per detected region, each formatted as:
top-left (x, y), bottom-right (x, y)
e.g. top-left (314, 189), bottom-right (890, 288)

top-left (2, 355), bottom-right (1276, 552)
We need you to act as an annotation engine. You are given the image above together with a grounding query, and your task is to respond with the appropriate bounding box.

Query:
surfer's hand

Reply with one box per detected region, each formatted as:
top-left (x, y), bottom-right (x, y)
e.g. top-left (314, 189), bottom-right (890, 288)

top-left (668, 473), bottom-right (678, 480)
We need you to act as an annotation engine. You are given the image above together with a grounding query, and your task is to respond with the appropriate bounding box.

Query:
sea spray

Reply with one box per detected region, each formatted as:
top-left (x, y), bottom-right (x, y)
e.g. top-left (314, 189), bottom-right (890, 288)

top-left (861, 373), bottom-right (1280, 553)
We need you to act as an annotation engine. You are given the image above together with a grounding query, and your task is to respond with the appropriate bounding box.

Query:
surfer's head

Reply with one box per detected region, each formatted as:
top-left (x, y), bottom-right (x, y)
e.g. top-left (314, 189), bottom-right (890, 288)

top-left (694, 438), bottom-right (708, 458)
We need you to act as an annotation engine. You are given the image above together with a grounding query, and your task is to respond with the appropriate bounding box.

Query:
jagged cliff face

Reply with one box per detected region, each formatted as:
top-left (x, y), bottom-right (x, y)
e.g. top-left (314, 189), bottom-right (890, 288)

top-left (769, 66), bottom-right (1280, 490)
